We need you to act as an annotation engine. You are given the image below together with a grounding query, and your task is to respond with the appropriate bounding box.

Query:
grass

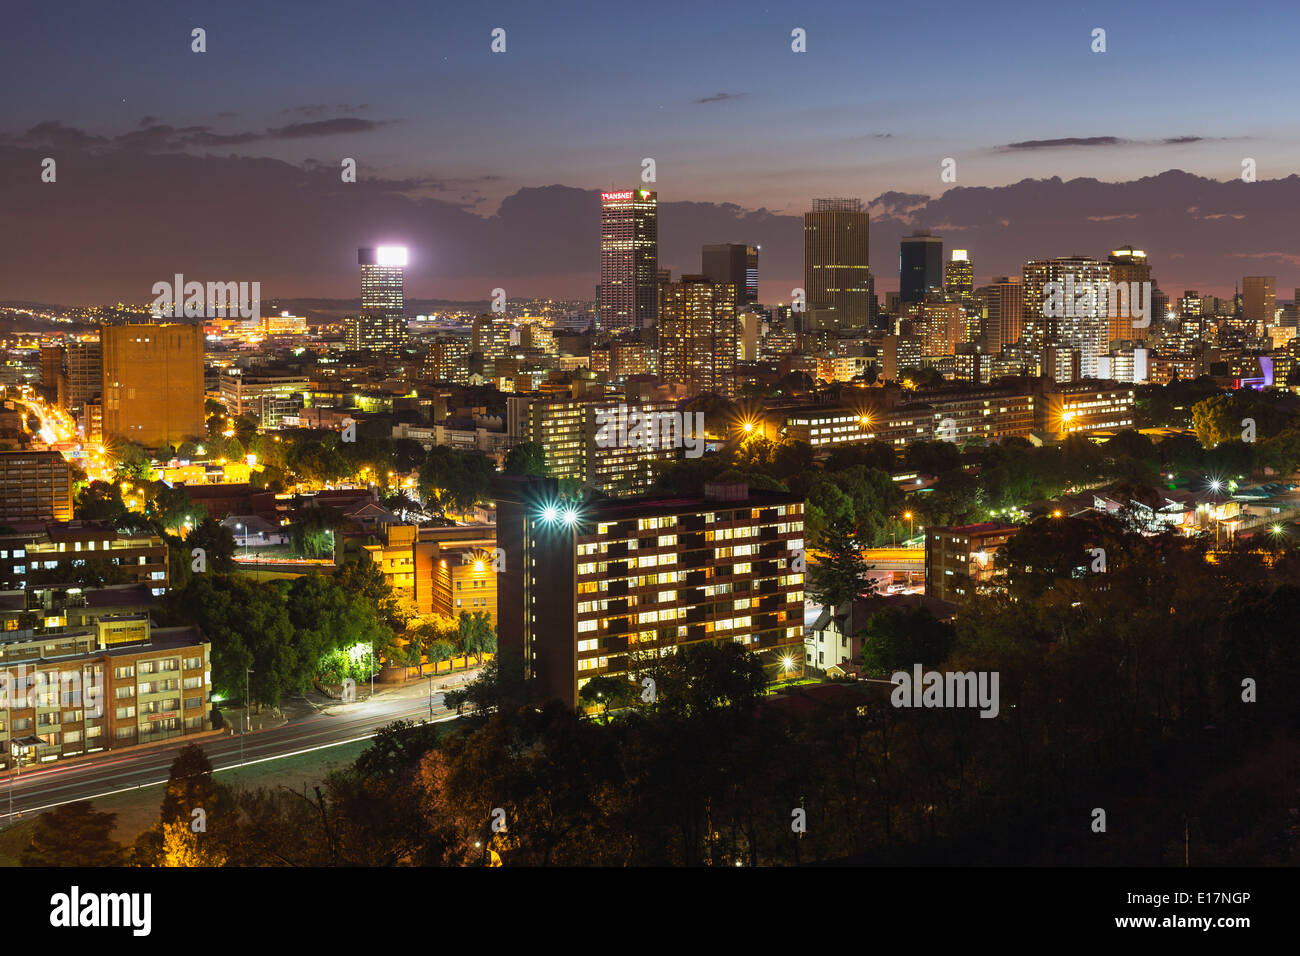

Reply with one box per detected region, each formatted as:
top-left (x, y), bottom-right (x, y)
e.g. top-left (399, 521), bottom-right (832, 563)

top-left (0, 737), bottom-right (373, 866)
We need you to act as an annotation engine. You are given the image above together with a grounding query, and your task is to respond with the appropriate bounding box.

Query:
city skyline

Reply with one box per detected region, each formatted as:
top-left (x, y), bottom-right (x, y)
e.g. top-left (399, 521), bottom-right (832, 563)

top-left (5, 1), bottom-right (1300, 303)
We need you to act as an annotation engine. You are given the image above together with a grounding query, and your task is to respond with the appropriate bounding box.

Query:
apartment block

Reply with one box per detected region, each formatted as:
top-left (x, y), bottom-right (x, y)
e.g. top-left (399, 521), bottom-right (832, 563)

top-left (494, 476), bottom-right (806, 708)
top-left (0, 624), bottom-right (210, 768)
top-left (0, 450), bottom-right (73, 524)
top-left (925, 522), bottom-right (1019, 602)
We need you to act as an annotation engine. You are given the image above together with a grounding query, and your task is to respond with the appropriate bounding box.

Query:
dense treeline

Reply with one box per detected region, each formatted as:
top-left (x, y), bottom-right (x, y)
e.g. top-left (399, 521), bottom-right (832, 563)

top-left (37, 516), bottom-right (1296, 866)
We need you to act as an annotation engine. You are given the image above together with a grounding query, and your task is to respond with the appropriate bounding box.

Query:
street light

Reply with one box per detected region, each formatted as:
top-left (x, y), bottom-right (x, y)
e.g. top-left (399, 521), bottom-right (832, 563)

top-left (242, 668), bottom-right (253, 767)
top-left (904, 511), bottom-right (914, 542)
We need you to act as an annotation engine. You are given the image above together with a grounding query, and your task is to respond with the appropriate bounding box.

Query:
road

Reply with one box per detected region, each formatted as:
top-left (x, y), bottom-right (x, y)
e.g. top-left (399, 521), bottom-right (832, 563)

top-left (2, 689), bottom-right (460, 822)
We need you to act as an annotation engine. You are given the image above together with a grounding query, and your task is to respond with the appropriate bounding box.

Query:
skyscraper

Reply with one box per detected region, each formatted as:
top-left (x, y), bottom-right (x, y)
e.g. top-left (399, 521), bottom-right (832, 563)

top-left (1022, 257), bottom-right (1111, 381)
top-left (599, 189), bottom-right (658, 333)
top-left (1242, 276), bottom-right (1277, 332)
top-left (701, 243), bottom-right (759, 305)
top-left (101, 322), bottom-right (205, 446)
top-left (944, 249), bottom-right (974, 298)
top-left (982, 277), bottom-right (1023, 355)
top-left (803, 198), bottom-right (871, 328)
top-left (1107, 246), bottom-right (1153, 342)
top-left (350, 246), bottom-right (409, 351)
top-left (899, 231), bottom-right (944, 304)
top-left (659, 275), bottom-right (738, 397)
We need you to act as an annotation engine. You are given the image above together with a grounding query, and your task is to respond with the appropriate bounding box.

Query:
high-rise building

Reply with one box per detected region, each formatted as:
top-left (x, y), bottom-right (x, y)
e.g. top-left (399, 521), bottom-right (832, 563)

top-left (507, 395), bottom-right (683, 497)
top-left (39, 346), bottom-right (63, 393)
top-left (60, 340), bottom-right (102, 417)
top-left (803, 198), bottom-right (871, 328)
top-left (1022, 257), bottom-right (1111, 380)
top-left (944, 250), bottom-right (974, 298)
top-left (1107, 246), bottom-right (1153, 343)
top-left (899, 231), bottom-right (944, 304)
top-left (701, 243), bottom-right (759, 306)
top-left (349, 246), bottom-right (409, 351)
top-left (599, 189), bottom-right (659, 333)
top-left (1242, 276), bottom-right (1277, 332)
top-left (493, 475), bottom-right (806, 708)
top-left (659, 276), bottom-right (738, 397)
top-left (915, 296), bottom-right (966, 355)
top-left (101, 323), bottom-right (204, 447)
top-left (982, 277), bottom-right (1023, 355)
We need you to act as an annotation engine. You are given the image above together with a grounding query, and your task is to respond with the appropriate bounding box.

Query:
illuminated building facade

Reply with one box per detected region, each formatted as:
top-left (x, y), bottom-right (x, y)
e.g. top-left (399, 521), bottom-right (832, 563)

top-left (101, 322), bottom-right (205, 447)
top-left (494, 476), bottom-right (806, 708)
top-left (804, 198), bottom-right (871, 328)
top-left (0, 451), bottom-right (73, 524)
top-left (599, 189), bottom-right (658, 333)
top-left (658, 275), bottom-right (738, 397)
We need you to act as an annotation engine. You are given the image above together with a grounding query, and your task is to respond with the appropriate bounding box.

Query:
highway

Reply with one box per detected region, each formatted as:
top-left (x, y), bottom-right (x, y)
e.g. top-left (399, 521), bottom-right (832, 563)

top-left (1, 690), bottom-right (459, 823)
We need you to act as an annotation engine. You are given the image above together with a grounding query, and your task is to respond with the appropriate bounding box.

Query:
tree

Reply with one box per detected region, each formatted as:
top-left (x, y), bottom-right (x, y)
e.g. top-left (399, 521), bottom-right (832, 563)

top-left (807, 515), bottom-right (872, 611)
top-left (457, 611), bottom-right (496, 665)
top-left (502, 442), bottom-right (550, 477)
top-left (858, 606), bottom-right (958, 677)
top-left (186, 517), bottom-right (235, 573)
top-left (74, 480), bottom-right (127, 523)
top-left (578, 674), bottom-right (636, 715)
top-left (22, 801), bottom-right (125, 866)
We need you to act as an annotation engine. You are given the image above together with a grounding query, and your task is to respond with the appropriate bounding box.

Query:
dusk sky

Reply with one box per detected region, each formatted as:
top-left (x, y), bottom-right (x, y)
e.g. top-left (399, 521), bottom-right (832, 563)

top-left (3, 0), bottom-right (1300, 303)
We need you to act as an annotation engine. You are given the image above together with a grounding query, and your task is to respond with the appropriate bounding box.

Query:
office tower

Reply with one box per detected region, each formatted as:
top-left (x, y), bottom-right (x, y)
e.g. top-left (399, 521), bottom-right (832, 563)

top-left (493, 475), bottom-right (806, 708)
top-left (599, 189), bottom-right (659, 333)
top-left (101, 323), bottom-right (204, 447)
top-left (349, 246), bottom-right (408, 351)
top-left (738, 311), bottom-right (760, 361)
top-left (1242, 276), bottom-right (1277, 332)
top-left (982, 277), bottom-right (1023, 354)
top-left (1022, 257), bottom-right (1111, 380)
top-left (659, 275), bottom-right (738, 397)
top-left (944, 250), bottom-right (974, 298)
top-left (0, 450), bottom-right (73, 523)
top-left (60, 340), bottom-right (102, 417)
top-left (803, 198), bottom-right (871, 328)
top-left (1106, 246), bottom-right (1152, 343)
top-left (899, 231), bottom-right (944, 304)
top-left (915, 297), bottom-right (965, 355)
top-left (40, 346), bottom-right (63, 391)
top-left (702, 243), bottom-right (759, 306)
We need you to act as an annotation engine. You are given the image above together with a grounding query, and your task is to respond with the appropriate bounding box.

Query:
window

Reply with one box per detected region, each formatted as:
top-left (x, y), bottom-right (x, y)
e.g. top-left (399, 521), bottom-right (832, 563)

top-left (115, 726), bottom-right (137, 740)
top-left (115, 706), bottom-right (136, 720)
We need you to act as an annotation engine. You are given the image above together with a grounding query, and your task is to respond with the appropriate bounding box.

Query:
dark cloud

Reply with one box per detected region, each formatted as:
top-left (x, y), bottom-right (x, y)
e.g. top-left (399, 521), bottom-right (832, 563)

top-left (694, 92), bottom-right (747, 104)
top-left (1000, 135), bottom-right (1217, 151)
top-left (0, 145), bottom-right (1295, 303)
top-left (1001, 136), bottom-right (1126, 150)
top-left (266, 118), bottom-right (390, 139)
top-left (279, 104), bottom-right (372, 118)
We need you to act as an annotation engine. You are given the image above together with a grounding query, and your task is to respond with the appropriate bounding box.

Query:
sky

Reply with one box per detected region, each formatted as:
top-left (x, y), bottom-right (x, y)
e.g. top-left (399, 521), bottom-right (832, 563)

top-left (2, 0), bottom-right (1299, 304)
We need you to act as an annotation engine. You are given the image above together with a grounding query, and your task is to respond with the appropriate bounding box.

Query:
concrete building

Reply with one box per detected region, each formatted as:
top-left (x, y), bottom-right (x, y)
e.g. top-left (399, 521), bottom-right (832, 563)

top-left (101, 322), bottom-right (205, 447)
top-left (494, 476), bottom-right (806, 708)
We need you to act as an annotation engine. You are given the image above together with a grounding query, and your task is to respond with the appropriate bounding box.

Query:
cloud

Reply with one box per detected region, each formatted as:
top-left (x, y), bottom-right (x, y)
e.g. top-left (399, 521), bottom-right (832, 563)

top-left (266, 118), bottom-right (391, 139)
top-left (694, 92), bottom-right (747, 104)
top-left (1000, 136), bottom-right (1125, 151)
top-left (279, 104), bottom-right (371, 118)
top-left (998, 135), bottom-right (1221, 152)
